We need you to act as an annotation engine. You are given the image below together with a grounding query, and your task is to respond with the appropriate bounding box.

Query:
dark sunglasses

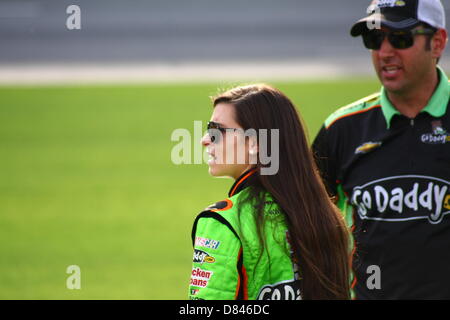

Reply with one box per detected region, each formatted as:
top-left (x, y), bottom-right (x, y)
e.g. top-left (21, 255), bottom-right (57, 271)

top-left (362, 28), bottom-right (435, 50)
top-left (207, 121), bottom-right (240, 143)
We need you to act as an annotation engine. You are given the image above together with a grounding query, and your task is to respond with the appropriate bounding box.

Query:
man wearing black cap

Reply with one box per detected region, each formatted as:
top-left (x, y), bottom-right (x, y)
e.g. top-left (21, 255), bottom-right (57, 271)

top-left (313, 0), bottom-right (450, 299)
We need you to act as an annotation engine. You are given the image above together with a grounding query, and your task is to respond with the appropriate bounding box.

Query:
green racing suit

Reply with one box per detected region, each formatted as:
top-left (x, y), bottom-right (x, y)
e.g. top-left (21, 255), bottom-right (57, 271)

top-left (188, 169), bottom-right (301, 300)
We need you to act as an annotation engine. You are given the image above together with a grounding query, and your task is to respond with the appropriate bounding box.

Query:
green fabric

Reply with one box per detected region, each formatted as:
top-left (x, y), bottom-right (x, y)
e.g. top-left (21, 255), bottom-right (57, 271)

top-left (189, 189), bottom-right (300, 300)
top-left (335, 184), bottom-right (355, 299)
top-left (336, 184), bottom-right (353, 229)
top-left (324, 92), bottom-right (380, 129)
top-left (380, 66), bottom-right (450, 128)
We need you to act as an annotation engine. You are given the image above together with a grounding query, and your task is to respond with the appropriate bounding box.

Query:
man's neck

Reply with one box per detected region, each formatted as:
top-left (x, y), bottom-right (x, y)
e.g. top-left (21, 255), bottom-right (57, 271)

top-left (387, 69), bottom-right (439, 119)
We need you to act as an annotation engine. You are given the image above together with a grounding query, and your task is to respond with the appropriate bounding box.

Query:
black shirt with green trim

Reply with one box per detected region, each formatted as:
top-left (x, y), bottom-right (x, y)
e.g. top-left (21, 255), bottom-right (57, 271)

top-left (313, 67), bottom-right (450, 299)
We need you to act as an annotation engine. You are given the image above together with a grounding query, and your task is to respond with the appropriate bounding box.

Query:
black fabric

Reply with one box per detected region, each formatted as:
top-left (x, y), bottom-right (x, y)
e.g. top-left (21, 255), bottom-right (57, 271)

top-left (380, 0), bottom-right (419, 20)
top-left (312, 99), bottom-right (450, 299)
top-left (227, 168), bottom-right (258, 197)
top-left (236, 249), bottom-right (245, 300)
top-left (351, 0), bottom-right (421, 36)
top-left (191, 211), bottom-right (240, 247)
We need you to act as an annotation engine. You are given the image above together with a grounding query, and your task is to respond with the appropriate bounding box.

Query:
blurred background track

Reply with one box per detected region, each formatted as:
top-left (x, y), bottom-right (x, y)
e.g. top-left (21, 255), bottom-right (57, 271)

top-left (1, 0), bottom-right (449, 83)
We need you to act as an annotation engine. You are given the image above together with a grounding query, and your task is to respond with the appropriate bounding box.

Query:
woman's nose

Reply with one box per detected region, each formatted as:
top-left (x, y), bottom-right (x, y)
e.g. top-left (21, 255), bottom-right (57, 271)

top-left (201, 133), bottom-right (211, 146)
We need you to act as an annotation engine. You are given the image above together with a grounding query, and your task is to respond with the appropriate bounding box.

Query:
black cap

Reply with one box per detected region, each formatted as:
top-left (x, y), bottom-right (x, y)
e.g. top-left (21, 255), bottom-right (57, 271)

top-left (351, 0), bottom-right (446, 37)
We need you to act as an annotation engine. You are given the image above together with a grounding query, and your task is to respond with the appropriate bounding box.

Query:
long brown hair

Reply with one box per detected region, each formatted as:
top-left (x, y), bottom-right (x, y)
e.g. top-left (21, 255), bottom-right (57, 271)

top-left (213, 84), bottom-right (350, 299)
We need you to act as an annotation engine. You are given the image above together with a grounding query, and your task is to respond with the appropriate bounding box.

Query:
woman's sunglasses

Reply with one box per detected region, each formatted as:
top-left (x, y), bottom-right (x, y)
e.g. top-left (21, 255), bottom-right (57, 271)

top-left (207, 121), bottom-right (239, 143)
top-left (362, 28), bottom-right (435, 50)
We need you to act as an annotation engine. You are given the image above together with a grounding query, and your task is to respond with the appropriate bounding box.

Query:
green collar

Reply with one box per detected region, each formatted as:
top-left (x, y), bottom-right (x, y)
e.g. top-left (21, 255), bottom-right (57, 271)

top-left (380, 66), bottom-right (450, 129)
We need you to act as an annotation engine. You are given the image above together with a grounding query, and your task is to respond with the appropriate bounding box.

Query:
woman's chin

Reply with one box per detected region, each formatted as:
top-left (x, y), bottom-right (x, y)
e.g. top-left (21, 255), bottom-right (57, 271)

top-left (207, 165), bottom-right (219, 177)
top-left (208, 165), bottom-right (229, 178)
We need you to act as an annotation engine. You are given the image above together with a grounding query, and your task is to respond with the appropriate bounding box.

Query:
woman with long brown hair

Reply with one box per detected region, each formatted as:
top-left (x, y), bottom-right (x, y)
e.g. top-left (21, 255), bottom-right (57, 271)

top-left (189, 84), bottom-right (350, 300)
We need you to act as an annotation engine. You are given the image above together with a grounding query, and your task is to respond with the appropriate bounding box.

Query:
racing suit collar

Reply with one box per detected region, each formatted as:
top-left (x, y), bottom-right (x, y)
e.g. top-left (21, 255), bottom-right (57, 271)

top-left (228, 168), bottom-right (258, 197)
top-left (380, 66), bottom-right (450, 129)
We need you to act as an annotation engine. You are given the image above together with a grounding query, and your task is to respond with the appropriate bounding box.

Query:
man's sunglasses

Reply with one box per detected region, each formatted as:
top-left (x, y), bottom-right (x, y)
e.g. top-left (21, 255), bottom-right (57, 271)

top-left (207, 121), bottom-right (240, 143)
top-left (362, 28), bottom-right (435, 50)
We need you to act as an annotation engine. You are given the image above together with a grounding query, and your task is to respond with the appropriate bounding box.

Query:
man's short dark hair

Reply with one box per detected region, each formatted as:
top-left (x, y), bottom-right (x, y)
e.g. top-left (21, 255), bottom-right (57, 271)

top-left (419, 22), bottom-right (440, 63)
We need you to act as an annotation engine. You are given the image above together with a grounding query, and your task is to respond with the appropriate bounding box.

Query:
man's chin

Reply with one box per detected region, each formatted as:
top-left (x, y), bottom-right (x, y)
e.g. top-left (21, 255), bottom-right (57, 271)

top-left (381, 72), bottom-right (408, 92)
top-left (381, 79), bottom-right (405, 94)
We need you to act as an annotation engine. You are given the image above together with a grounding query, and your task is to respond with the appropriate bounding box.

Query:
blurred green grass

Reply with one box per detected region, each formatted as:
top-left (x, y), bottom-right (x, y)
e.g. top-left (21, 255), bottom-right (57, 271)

top-left (0, 79), bottom-right (380, 299)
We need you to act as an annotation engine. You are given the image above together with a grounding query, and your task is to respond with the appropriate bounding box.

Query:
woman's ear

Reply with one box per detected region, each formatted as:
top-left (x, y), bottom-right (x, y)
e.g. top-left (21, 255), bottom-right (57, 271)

top-left (248, 135), bottom-right (258, 155)
top-left (247, 136), bottom-right (258, 166)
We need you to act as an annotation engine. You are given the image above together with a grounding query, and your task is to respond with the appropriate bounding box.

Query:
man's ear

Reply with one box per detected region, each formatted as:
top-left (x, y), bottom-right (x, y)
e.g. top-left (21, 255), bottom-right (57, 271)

top-left (431, 28), bottom-right (448, 58)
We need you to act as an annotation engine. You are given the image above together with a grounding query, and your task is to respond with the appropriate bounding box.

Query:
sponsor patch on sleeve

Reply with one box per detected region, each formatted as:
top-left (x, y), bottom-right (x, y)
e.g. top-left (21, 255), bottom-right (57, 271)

top-left (190, 267), bottom-right (214, 288)
top-left (193, 249), bottom-right (216, 264)
top-left (195, 236), bottom-right (221, 250)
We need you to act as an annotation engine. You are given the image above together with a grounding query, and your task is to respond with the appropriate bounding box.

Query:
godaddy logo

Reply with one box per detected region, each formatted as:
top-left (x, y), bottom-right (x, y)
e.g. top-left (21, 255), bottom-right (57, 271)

top-left (351, 175), bottom-right (450, 224)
